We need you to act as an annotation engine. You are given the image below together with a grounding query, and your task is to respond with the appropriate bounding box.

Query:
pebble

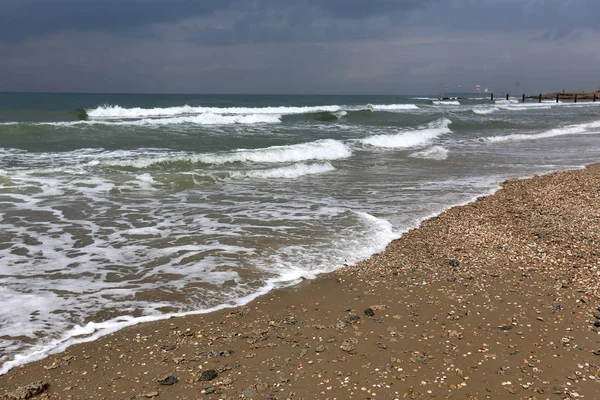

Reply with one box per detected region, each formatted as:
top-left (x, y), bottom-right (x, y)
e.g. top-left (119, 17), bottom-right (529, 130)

top-left (4, 381), bottom-right (50, 400)
top-left (198, 369), bottom-right (218, 381)
top-left (158, 374), bottom-right (178, 385)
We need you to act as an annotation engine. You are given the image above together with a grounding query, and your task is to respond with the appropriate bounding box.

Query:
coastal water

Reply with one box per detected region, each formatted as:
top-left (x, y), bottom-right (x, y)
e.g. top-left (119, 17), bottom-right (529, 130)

top-left (1, 93), bottom-right (600, 373)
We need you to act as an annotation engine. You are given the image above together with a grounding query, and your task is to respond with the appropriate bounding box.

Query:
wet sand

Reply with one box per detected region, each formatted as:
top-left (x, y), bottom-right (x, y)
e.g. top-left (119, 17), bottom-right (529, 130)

top-left (2, 164), bottom-right (600, 400)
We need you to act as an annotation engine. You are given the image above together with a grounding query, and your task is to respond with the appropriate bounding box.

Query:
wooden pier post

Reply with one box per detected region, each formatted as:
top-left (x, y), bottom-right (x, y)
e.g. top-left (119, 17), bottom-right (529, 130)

top-left (538, 94), bottom-right (542, 103)
top-left (506, 94), bottom-right (509, 101)
top-left (556, 93), bottom-right (559, 103)
top-left (522, 94), bottom-right (525, 103)
top-left (574, 94), bottom-right (578, 103)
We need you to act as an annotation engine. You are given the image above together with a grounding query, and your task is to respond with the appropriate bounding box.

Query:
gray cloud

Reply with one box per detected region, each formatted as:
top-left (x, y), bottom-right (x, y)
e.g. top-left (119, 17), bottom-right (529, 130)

top-left (1, 0), bottom-right (600, 94)
top-left (5, 0), bottom-right (599, 44)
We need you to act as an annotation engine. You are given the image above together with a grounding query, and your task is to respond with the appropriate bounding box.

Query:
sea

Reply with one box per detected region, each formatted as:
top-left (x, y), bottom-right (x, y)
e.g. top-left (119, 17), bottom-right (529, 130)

top-left (1, 92), bottom-right (600, 374)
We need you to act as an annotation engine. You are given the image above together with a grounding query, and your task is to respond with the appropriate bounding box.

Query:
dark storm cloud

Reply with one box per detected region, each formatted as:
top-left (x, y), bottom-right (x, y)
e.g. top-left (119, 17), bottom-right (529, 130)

top-left (0, 0), bottom-right (236, 41)
top-left (2, 0), bottom-right (599, 44)
top-left (2, 0), bottom-right (600, 93)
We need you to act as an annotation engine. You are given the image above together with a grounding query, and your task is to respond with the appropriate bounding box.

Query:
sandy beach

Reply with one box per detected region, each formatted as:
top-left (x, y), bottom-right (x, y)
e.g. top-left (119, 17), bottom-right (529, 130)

top-left (2, 163), bottom-right (600, 400)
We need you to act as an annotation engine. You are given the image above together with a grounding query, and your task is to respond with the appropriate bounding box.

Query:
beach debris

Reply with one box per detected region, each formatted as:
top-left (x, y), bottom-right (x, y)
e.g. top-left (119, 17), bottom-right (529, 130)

top-left (5, 381), bottom-right (50, 400)
top-left (158, 374), bottom-right (178, 385)
top-left (364, 308), bottom-right (375, 317)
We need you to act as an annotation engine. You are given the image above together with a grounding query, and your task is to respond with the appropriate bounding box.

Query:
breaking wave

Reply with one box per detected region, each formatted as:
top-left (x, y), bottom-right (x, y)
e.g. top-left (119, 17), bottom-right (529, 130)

top-left (103, 139), bottom-right (352, 169)
top-left (359, 118), bottom-right (452, 149)
top-left (484, 119), bottom-right (600, 143)
top-left (228, 162), bottom-right (335, 179)
top-left (409, 146), bottom-right (449, 160)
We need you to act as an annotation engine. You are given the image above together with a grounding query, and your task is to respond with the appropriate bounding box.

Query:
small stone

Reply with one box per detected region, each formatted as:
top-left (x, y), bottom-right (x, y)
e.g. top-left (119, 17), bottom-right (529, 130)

top-left (594, 321), bottom-right (600, 328)
top-left (315, 345), bottom-right (325, 353)
top-left (5, 381), bottom-right (50, 400)
top-left (243, 385), bottom-right (258, 398)
top-left (340, 338), bottom-right (357, 352)
top-left (449, 259), bottom-right (460, 267)
top-left (594, 311), bottom-right (600, 319)
top-left (158, 374), bottom-right (178, 385)
top-left (500, 325), bottom-right (513, 331)
top-left (346, 315), bottom-right (361, 324)
top-left (204, 387), bottom-right (216, 394)
top-left (143, 392), bottom-right (159, 398)
top-left (552, 386), bottom-right (564, 394)
top-left (198, 369), bottom-right (218, 381)
top-left (336, 321), bottom-right (347, 329)
top-left (364, 308), bottom-right (375, 317)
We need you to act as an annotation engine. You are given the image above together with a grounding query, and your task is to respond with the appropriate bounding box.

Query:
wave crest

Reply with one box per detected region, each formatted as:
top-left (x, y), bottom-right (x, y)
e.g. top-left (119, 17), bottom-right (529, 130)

top-left (359, 118), bottom-right (452, 149)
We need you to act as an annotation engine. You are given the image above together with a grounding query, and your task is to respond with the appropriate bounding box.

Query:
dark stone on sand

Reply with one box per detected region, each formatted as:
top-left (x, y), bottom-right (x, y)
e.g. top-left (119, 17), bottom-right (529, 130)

top-left (448, 259), bottom-right (460, 267)
top-left (501, 325), bottom-right (513, 331)
top-left (5, 381), bottom-right (50, 400)
top-left (158, 374), bottom-right (178, 385)
top-left (580, 297), bottom-right (588, 303)
top-left (199, 369), bottom-right (218, 381)
top-left (593, 321), bottom-right (600, 328)
top-left (364, 308), bottom-right (375, 317)
top-left (594, 311), bottom-right (600, 319)
top-left (267, 394), bottom-right (278, 400)
top-left (204, 387), bottom-right (216, 394)
top-left (346, 315), bottom-right (361, 323)
top-left (160, 344), bottom-right (176, 351)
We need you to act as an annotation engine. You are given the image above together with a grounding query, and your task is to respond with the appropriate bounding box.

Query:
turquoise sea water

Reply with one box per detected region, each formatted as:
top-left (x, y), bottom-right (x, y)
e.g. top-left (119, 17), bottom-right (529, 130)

top-left (1, 92), bottom-right (600, 373)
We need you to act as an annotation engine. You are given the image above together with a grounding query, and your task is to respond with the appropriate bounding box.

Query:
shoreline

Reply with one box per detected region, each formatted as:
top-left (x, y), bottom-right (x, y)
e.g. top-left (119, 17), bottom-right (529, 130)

top-left (0, 173), bottom-right (505, 377)
top-left (2, 163), bottom-right (600, 399)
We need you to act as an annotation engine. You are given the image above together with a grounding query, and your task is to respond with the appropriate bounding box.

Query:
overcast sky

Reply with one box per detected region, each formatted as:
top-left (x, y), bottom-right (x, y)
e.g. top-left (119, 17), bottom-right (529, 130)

top-left (1, 0), bottom-right (599, 94)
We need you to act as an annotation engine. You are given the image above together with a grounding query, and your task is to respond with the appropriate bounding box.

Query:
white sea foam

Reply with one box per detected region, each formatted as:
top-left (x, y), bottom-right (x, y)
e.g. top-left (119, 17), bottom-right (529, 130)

top-left (433, 100), bottom-right (460, 106)
top-left (359, 118), bottom-right (452, 149)
top-left (473, 106), bottom-right (500, 115)
top-left (228, 162), bottom-right (335, 179)
top-left (409, 146), bottom-right (449, 160)
top-left (39, 113), bottom-right (282, 126)
top-left (484, 119), bottom-right (600, 143)
top-left (368, 104), bottom-right (419, 111)
top-left (87, 104), bottom-right (343, 119)
top-left (100, 139), bottom-right (351, 169)
top-left (0, 205), bottom-right (401, 375)
top-left (201, 139), bottom-right (352, 164)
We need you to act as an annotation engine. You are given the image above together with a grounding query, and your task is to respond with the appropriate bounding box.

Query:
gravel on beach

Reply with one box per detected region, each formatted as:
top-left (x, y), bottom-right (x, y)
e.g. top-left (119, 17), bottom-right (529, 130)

top-left (2, 164), bottom-right (600, 400)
